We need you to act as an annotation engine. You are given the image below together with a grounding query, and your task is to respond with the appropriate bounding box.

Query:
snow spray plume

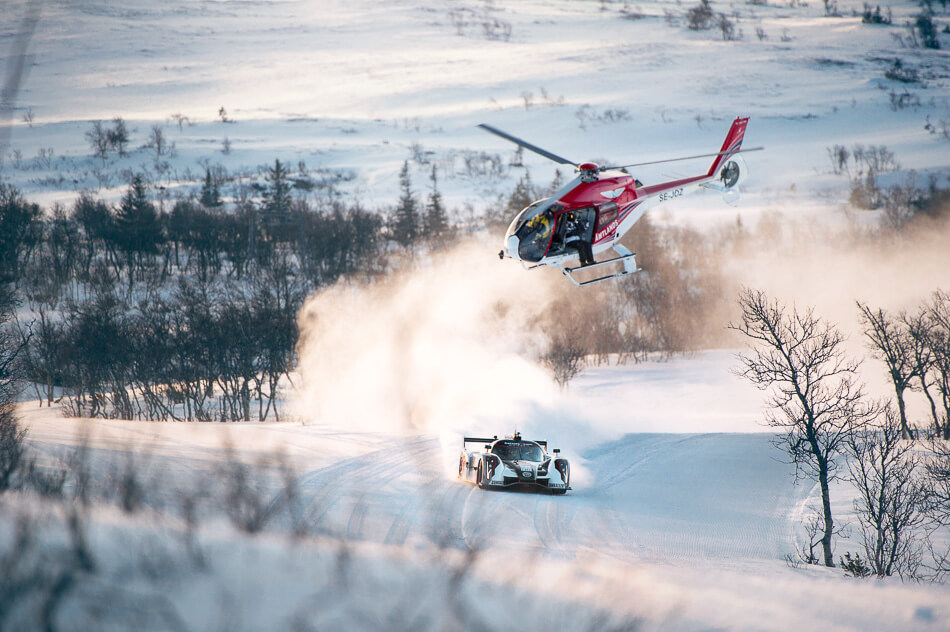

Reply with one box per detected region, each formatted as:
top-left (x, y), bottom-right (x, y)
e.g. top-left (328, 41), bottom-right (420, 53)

top-left (722, 210), bottom-right (950, 341)
top-left (293, 241), bottom-right (566, 437)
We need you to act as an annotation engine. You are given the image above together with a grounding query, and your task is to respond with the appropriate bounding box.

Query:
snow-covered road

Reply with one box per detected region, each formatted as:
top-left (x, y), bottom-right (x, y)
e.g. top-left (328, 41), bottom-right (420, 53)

top-left (288, 430), bottom-right (807, 572)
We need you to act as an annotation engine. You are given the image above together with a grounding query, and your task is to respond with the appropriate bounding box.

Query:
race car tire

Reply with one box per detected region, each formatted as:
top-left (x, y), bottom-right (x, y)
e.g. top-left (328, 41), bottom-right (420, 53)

top-left (458, 455), bottom-right (464, 478)
top-left (476, 462), bottom-right (487, 489)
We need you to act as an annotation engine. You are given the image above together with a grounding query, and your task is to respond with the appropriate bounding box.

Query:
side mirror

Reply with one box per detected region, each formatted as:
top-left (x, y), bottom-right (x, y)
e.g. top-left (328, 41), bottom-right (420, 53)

top-left (553, 448), bottom-right (560, 454)
top-left (485, 444), bottom-right (491, 451)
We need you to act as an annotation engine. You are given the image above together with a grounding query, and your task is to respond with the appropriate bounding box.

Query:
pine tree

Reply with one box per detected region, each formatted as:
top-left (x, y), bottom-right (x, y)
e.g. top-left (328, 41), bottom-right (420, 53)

top-left (199, 167), bottom-right (222, 208)
top-left (549, 169), bottom-right (564, 195)
top-left (423, 165), bottom-right (449, 242)
top-left (115, 175), bottom-right (162, 258)
top-left (507, 170), bottom-right (537, 215)
top-left (263, 159), bottom-right (292, 218)
top-left (393, 161), bottom-right (419, 248)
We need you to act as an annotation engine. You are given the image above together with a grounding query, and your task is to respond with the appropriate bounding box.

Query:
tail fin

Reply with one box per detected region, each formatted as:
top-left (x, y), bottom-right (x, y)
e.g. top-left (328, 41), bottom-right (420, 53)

top-left (706, 117), bottom-right (748, 177)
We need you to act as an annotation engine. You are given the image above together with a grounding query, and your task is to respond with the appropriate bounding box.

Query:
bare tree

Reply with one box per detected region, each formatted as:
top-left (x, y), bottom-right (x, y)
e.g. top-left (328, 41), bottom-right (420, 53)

top-left (904, 307), bottom-right (945, 439)
top-left (0, 285), bottom-right (28, 492)
top-left (730, 289), bottom-right (874, 567)
top-left (107, 117), bottom-right (129, 157)
top-left (847, 405), bottom-right (928, 578)
top-left (145, 124), bottom-right (168, 161)
top-left (168, 112), bottom-right (190, 132)
top-left (85, 120), bottom-right (110, 164)
top-left (542, 333), bottom-right (586, 390)
top-left (857, 301), bottom-right (919, 438)
top-left (927, 291), bottom-right (950, 440)
top-left (788, 506), bottom-right (830, 566)
top-left (927, 439), bottom-right (950, 520)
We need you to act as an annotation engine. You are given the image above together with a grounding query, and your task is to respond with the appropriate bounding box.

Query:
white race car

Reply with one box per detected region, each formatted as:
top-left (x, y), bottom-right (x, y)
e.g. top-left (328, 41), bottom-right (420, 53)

top-left (458, 432), bottom-right (570, 494)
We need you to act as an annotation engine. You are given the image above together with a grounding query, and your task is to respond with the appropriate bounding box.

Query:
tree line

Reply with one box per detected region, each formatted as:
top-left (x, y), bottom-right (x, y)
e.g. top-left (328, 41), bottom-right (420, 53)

top-left (0, 156), bottom-right (460, 421)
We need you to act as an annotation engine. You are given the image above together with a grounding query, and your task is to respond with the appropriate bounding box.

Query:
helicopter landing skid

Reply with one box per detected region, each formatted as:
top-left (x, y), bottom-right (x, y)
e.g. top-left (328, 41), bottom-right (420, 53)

top-left (558, 245), bottom-right (640, 287)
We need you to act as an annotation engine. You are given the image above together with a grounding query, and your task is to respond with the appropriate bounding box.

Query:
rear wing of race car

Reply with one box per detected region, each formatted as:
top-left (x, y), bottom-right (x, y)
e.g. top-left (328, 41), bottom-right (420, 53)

top-left (463, 436), bottom-right (549, 449)
top-left (463, 436), bottom-right (497, 449)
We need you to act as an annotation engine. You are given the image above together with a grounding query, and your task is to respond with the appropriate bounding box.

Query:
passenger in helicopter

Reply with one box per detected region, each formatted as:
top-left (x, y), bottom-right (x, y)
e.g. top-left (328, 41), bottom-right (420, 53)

top-left (564, 211), bottom-right (594, 266)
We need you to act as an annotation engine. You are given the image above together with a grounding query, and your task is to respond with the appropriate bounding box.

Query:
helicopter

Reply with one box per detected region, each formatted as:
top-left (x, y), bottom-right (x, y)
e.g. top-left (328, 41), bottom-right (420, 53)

top-left (480, 116), bottom-right (761, 286)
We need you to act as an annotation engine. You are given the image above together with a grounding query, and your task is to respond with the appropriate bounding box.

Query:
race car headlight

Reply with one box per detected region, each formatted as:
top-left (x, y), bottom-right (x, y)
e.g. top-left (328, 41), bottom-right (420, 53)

top-left (485, 455), bottom-right (499, 479)
top-left (537, 459), bottom-right (551, 476)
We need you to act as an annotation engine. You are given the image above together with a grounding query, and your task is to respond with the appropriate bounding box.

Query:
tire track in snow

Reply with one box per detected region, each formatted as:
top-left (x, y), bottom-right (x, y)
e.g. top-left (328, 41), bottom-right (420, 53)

top-left (383, 475), bottom-right (471, 547)
top-left (424, 478), bottom-right (480, 549)
top-left (593, 434), bottom-right (701, 491)
top-left (532, 496), bottom-right (567, 556)
top-left (291, 436), bottom-right (437, 537)
top-left (576, 434), bottom-right (801, 565)
top-left (574, 435), bottom-right (703, 563)
top-left (459, 485), bottom-right (514, 550)
top-left (340, 441), bottom-right (444, 542)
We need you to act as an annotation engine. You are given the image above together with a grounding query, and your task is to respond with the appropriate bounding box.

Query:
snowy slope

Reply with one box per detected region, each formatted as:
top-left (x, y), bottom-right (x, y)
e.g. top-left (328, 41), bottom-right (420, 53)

top-left (2, 0), bottom-right (947, 215)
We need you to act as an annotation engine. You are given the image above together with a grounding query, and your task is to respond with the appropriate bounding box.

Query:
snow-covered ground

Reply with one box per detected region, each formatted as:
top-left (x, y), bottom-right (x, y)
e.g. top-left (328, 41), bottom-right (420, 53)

top-left (11, 354), bottom-right (950, 631)
top-left (4, 0), bottom-right (950, 629)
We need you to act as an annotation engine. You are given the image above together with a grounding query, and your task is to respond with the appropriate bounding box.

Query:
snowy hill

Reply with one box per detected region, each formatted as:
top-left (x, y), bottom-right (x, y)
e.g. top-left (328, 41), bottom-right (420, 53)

top-left (3, 0), bottom-right (948, 216)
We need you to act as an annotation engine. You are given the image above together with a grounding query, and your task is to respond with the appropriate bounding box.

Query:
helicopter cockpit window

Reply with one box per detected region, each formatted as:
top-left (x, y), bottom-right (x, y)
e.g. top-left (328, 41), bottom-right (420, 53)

top-left (514, 202), bottom-right (562, 262)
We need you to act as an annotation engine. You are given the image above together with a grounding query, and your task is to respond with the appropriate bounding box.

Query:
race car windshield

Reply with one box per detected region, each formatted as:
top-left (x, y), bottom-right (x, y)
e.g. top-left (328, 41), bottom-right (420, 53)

top-left (492, 443), bottom-right (544, 462)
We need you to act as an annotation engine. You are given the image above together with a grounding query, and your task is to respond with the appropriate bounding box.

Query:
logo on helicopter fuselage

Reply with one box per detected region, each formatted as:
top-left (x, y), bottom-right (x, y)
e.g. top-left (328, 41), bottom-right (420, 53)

top-left (594, 219), bottom-right (620, 242)
top-left (600, 187), bottom-right (625, 200)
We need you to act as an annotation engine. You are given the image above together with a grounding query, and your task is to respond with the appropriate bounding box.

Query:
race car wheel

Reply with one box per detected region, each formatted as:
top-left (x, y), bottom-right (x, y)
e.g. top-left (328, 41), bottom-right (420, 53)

top-left (476, 462), bottom-right (486, 489)
top-left (458, 455), bottom-right (464, 478)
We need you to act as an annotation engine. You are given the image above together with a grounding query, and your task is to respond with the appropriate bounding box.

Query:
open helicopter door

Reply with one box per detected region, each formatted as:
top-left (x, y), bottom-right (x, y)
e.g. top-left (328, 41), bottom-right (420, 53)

top-left (558, 244), bottom-right (641, 287)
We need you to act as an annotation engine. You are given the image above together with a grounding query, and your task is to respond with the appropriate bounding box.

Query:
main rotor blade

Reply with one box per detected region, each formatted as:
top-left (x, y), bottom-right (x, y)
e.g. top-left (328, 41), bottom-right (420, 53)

top-left (600, 146), bottom-right (764, 172)
top-left (478, 124), bottom-right (578, 167)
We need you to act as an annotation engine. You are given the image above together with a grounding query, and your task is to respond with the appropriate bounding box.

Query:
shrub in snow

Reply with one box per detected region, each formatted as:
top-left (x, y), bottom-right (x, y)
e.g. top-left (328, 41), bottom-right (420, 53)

top-left (718, 13), bottom-right (741, 40)
top-left (840, 552), bottom-right (872, 577)
top-left (884, 58), bottom-right (919, 83)
top-left (861, 4), bottom-right (892, 25)
top-left (916, 13), bottom-right (940, 49)
top-left (687, 0), bottom-right (715, 30)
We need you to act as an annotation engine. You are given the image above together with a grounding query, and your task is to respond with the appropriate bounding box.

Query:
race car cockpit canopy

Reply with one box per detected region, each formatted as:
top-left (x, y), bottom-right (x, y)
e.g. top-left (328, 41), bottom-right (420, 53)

top-left (491, 440), bottom-right (545, 462)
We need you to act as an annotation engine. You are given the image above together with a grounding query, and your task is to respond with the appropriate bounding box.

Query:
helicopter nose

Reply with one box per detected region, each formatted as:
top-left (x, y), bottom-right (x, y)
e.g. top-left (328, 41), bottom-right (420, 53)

top-left (505, 235), bottom-right (520, 260)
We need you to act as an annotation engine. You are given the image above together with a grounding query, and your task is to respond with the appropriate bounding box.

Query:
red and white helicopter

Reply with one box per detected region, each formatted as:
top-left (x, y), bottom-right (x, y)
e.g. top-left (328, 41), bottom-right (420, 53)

top-left (480, 117), bottom-right (760, 286)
